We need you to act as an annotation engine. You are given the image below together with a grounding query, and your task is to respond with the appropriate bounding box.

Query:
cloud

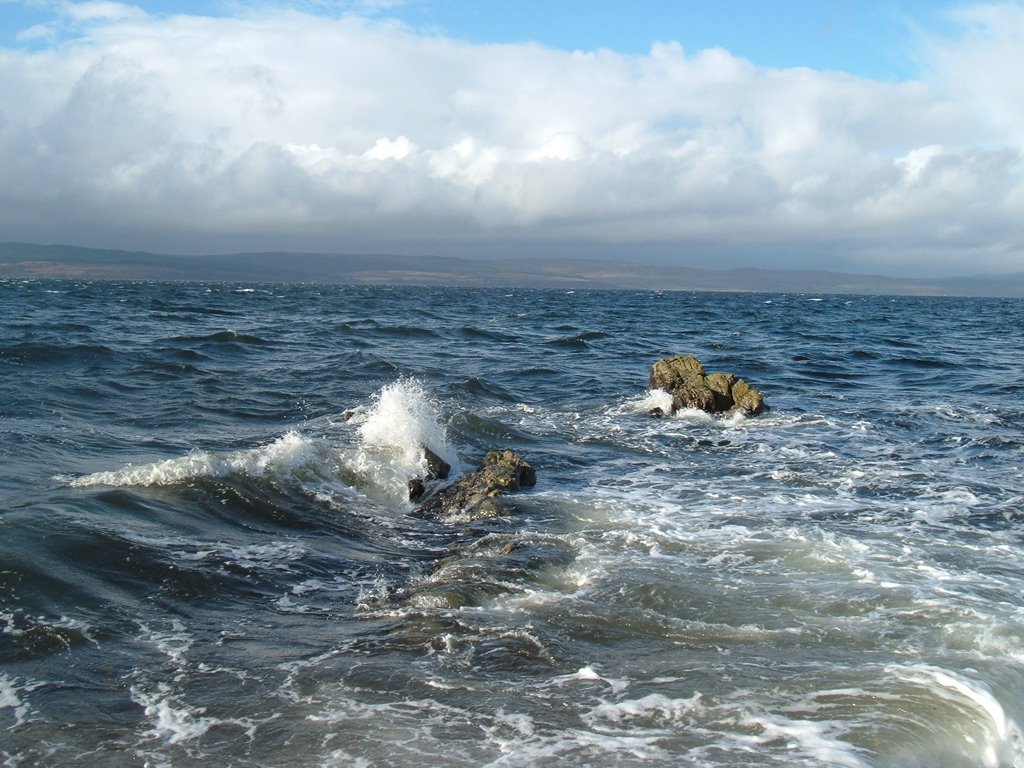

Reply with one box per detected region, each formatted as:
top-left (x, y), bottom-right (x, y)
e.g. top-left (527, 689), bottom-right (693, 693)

top-left (922, 2), bottom-right (1024, 144)
top-left (62, 1), bottom-right (149, 23)
top-left (0, 2), bottom-right (1022, 275)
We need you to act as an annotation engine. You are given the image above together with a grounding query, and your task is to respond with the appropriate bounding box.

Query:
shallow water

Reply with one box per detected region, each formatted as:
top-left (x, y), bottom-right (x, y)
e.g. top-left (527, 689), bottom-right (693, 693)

top-left (2, 280), bottom-right (1023, 766)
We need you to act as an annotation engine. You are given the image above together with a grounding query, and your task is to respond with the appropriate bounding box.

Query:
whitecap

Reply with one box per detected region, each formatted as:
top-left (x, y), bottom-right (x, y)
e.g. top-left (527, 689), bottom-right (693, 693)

top-left (550, 665), bottom-right (630, 694)
top-left (0, 673), bottom-right (44, 728)
top-left (614, 388), bottom-right (676, 416)
top-left (131, 682), bottom-right (222, 745)
top-left (70, 431), bottom-right (321, 488)
top-left (349, 377), bottom-right (460, 504)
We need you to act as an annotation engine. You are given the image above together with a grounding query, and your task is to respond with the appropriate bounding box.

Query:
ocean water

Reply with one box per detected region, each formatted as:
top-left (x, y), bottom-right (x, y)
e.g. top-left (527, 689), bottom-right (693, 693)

top-left (1, 279), bottom-right (1023, 767)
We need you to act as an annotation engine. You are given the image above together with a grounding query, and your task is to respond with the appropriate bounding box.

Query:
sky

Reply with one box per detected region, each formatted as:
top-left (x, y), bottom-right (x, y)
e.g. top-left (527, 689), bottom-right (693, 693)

top-left (0, 1), bottom-right (1022, 277)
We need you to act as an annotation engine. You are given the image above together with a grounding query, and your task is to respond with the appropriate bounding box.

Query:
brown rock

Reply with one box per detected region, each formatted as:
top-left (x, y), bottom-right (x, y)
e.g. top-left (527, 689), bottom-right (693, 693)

top-left (730, 378), bottom-right (765, 416)
top-left (411, 450), bottom-right (535, 521)
top-left (483, 450), bottom-right (536, 489)
top-left (649, 355), bottom-right (766, 416)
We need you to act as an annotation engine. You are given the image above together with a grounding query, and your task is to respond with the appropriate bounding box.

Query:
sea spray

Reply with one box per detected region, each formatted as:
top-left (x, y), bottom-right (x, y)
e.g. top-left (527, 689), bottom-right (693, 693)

top-left (358, 379), bottom-right (452, 465)
top-left (70, 431), bottom-right (321, 488)
top-left (350, 378), bottom-right (460, 504)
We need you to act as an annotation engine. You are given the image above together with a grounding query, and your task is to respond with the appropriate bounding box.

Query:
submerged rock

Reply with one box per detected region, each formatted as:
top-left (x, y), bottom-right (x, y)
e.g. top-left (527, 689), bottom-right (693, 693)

top-left (411, 450), bottom-right (535, 521)
top-left (649, 355), bottom-right (766, 416)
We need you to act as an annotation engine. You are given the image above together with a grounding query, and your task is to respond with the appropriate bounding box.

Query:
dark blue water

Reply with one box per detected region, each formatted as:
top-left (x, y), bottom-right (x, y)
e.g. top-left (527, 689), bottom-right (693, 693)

top-left (2, 280), bottom-right (1023, 767)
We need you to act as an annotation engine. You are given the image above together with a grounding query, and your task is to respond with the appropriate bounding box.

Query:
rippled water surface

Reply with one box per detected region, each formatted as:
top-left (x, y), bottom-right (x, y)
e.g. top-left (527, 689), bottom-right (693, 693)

top-left (2, 280), bottom-right (1023, 767)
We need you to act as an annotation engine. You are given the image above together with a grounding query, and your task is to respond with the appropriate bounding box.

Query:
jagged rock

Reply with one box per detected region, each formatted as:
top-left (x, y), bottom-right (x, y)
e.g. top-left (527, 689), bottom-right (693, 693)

top-left (408, 445), bottom-right (452, 500)
top-left (411, 450), bottom-right (535, 520)
top-left (730, 378), bottom-right (764, 415)
top-left (649, 355), bottom-right (765, 416)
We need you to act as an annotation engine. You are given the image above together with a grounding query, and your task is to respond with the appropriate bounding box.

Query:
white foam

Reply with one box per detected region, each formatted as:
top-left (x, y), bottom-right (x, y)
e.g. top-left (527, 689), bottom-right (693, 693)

top-left (292, 577), bottom-right (338, 596)
top-left (219, 542), bottom-right (306, 571)
top-left (111, 530), bottom-right (313, 593)
top-left (551, 666), bottom-right (630, 694)
top-left (131, 621), bottom-right (262, 748)
top-left (733, 710), bottom-right (872, 768)
top-left (70, 431), bottom-right (319, 488)
top-left (321, 749), bottom-right (372, 768)
top-left (669, 406), bottom-right (721, 425)
top-left (308, 692), bottom-right (675, 765)
top-left (962, 623), bottom-right (1024, 666)
top-left (139, 620), bottom-right (194, 667)
top-left (615, 388), bottom-right (676, 416)
top-left (0, 673), bottom-right (43, 728)
top-left (583, 691), bottom-right (706, 729)
top-left (131, 682), bottom-right (221, 745)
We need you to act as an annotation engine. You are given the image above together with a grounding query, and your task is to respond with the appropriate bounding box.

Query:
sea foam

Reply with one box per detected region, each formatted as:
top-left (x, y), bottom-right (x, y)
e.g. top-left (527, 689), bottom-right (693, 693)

top-left (69, 431), bottom-right (322, 488)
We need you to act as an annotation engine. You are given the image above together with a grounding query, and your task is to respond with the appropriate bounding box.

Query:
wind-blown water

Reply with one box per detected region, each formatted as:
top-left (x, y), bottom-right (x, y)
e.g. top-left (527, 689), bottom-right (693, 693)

top-left (2, 280), bottom-right (1023, 767)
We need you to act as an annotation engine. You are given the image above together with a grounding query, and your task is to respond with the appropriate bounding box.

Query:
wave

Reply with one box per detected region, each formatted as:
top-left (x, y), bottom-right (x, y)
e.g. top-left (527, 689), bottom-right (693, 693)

top-left (70, 378), bottom-right (461, 508)
top-left (459, 325), bottom-right (519, 342)
top-left (371, 325), bottom-right (443, 339)
top-left (0, 342), bottom-right (117, 367)
top-left (545, 330), bottom-right (610, 348)
top-left (0, 610), bottom-right (93, 663)
top-left (882, 664), bottom-right (1024, 766)
top-left (149, 299), bottom-right (240, 317)
top-left (166, 330), bottom-right (272, 345)
top-left (885, 356), bottom-right (953, 370)
top-left (449, 376), bottom-right (520, 402)
top-left (70, 431), bottom-right (319, 488)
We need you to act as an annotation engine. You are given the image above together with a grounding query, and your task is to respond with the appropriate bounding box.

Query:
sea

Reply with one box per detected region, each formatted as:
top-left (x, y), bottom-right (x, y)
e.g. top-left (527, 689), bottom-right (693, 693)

top-left (1, 279), bottom-right (1023, 768)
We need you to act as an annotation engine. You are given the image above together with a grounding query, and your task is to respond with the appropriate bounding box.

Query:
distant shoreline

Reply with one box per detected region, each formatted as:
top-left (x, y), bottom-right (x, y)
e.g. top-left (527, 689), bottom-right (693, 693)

top-left (1, 242), bottom-right (1022, 298)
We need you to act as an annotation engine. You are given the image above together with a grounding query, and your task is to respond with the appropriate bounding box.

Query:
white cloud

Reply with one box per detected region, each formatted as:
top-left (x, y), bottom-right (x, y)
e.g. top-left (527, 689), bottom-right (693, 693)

top-left (15, 23), bottom-right (56, 42)
top-left (0, 3), bottom-right (1022, 275)
top-left (365, 135), bottom-right (418, 160)
top-left (922, 2), bottom-right (1024, 144)
top-left (61, 2), bottom-right (149, 23)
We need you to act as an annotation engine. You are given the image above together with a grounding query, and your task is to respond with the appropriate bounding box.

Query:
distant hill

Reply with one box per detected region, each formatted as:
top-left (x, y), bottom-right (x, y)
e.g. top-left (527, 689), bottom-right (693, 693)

top-left (1, 242), bottom-right (1022, 298)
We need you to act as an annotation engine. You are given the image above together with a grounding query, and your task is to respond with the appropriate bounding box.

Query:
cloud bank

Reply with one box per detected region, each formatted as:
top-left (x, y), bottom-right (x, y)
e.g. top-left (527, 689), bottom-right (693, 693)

top-left (1, 2), bottom-right (1022, 275)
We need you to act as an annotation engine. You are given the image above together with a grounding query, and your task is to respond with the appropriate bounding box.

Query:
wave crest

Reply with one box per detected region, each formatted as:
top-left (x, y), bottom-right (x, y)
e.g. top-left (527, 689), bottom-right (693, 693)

top-left (70, 378), bottom-right (460, 507)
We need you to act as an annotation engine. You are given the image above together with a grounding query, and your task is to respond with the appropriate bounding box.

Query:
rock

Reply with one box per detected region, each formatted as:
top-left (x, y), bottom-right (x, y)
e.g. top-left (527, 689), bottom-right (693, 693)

top-left (484, 449), bottom-right (536, 488)
top-left (649, 354), bottom-right (765, 416)
top-left (411, 450), bottom-right (535, 521)
top-left (408, 445), bottom-right (452, 501)
top-left (730, 378), bottom-right (764, 415)
top-left (649, 355), bottom-right (715, 412)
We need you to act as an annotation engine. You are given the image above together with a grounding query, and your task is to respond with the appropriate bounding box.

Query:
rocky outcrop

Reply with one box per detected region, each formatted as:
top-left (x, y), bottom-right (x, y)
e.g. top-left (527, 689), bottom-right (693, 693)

top-left (411, 450), bottom-right (535, 521)
top-left (649, 355), bottom-right (766, 416)
top-left (408, 446), bottom-right (452, 500)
